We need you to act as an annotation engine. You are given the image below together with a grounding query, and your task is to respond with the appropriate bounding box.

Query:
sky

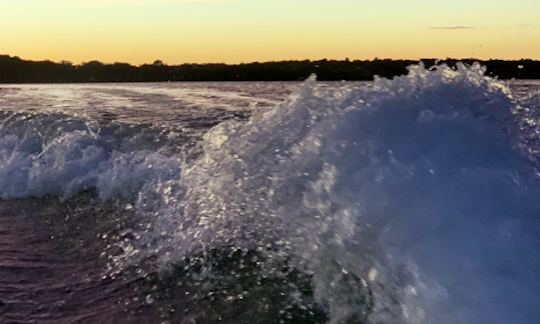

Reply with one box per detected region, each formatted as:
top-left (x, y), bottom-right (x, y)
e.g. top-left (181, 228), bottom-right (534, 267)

top-left (0, 0), bottom-right (539, 64)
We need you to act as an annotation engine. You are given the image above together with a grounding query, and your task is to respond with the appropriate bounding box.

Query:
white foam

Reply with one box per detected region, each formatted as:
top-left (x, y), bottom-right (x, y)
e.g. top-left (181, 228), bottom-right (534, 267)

top-left (0, 114), bottom-right (181, 200)
top-left (138, 64), bottom-right (540, 323)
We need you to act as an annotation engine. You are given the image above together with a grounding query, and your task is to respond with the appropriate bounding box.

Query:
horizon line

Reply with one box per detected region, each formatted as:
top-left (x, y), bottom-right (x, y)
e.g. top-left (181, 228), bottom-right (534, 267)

top-left (2, 54), bottom-right (540, 67)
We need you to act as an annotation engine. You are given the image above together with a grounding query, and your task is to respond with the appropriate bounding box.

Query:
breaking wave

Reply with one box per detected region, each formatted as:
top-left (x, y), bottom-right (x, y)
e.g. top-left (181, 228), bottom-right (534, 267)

top-left (0, 112), bottom-right (184, 200)
top-left (2, 64), bottom-right (540, 323)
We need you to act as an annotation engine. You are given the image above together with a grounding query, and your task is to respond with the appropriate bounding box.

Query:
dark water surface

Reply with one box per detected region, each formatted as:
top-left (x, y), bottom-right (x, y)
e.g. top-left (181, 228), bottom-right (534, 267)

top-left (0, 198), bottom-right (162, 323)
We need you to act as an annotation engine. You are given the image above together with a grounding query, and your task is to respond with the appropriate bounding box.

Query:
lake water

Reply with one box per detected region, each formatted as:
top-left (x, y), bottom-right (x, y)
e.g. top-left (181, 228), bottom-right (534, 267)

top-left (1, 66), bottom-right (540, 324)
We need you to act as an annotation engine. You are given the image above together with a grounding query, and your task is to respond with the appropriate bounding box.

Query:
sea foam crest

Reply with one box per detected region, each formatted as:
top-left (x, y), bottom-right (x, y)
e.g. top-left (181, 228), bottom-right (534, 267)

top-left (0, 113), bottom-right (181, 200)
top-left (137, 63), bottom-right (540, 323)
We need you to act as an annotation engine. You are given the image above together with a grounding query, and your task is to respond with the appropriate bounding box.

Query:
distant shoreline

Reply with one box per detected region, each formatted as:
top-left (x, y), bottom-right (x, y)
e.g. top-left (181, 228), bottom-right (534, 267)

top-left (1, 55), bottom-right (539, 83)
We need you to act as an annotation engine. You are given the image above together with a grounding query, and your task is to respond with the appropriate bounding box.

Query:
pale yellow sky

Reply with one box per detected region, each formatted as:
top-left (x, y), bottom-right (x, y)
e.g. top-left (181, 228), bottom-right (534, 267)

top-left (0, 0), bottom-right (539, 64)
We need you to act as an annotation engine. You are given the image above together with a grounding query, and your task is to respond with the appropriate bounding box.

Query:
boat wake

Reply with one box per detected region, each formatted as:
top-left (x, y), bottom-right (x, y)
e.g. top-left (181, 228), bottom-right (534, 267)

top-left (1, 64), bottom-right (540, 323)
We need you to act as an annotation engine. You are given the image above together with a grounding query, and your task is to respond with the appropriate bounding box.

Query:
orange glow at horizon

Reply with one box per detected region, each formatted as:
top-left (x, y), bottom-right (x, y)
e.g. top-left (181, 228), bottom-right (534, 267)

top-left (1, 0), bottom-right (539, 65)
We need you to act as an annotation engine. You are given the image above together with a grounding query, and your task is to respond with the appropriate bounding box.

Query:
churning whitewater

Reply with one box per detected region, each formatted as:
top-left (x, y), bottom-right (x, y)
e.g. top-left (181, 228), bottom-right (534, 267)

top-left (1, 65), bottom-right (540, 324)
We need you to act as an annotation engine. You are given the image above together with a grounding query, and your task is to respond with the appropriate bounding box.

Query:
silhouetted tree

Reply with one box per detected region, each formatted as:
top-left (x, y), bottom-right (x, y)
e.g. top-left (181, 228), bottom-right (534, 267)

top-left (0, 54), bottom-right (539, 83)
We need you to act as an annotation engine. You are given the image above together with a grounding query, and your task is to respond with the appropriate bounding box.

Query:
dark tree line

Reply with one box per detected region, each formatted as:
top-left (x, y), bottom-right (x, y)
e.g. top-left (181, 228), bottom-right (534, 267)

top-left (1, 55), bottom-right (539, 83)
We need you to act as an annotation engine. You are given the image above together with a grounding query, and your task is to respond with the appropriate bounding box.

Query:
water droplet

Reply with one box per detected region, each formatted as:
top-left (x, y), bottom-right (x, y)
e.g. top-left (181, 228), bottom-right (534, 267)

top-left (146, 295), bottom-right (154, 305)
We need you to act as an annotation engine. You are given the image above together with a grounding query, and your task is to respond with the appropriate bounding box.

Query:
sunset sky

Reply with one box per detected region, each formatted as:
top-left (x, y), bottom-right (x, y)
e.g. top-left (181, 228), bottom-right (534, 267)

top-left (1, 0), bottom-right (538, 64)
